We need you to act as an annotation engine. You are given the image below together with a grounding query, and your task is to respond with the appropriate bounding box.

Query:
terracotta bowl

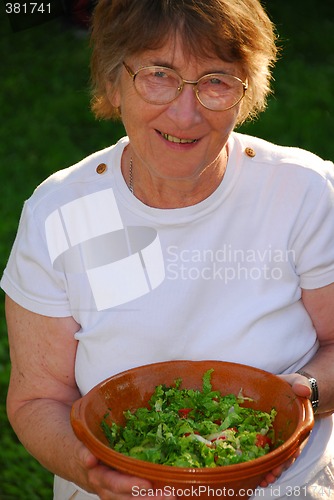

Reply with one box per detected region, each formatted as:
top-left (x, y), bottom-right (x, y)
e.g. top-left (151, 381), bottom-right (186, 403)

top-left (71, 360), bottom-right (314, 499)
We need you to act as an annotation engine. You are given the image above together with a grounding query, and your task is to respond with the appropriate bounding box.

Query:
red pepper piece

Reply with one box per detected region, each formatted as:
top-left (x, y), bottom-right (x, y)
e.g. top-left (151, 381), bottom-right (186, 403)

top-left (255, 434), bottom-right (272, 448)
top-left (178, 408), bottom-right (193, 418)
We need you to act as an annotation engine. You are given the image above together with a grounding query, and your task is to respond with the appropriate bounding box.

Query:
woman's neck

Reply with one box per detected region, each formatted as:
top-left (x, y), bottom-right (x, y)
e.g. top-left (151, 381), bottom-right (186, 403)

top-left (122, 146), bottom-right (228, 209)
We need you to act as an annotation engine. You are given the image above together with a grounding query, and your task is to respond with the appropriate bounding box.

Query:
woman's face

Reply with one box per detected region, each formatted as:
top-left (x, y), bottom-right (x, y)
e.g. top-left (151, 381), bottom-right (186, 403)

top-left (109, 35), bottom-right (243, 183)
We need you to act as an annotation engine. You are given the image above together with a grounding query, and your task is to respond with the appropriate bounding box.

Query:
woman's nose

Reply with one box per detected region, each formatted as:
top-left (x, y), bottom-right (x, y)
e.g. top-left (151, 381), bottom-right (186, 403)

top-left (166, 84), bottom-right (202, 128)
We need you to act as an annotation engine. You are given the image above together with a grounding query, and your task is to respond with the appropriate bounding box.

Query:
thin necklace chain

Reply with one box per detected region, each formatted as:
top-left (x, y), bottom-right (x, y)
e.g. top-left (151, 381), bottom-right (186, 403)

top-left (128, 148), bottom-right (229, 196)
top-left (129, 157), bottom-right (134, 194)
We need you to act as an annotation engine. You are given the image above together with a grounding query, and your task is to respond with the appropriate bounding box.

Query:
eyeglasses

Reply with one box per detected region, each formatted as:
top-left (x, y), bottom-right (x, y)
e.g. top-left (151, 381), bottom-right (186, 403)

top-left (123, 62), bottom-right (247, 112)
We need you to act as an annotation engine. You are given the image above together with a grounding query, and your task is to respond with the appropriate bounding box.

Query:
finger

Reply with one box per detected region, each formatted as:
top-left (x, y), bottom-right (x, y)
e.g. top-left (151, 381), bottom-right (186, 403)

top-left (292, 382), bottom-right (312, 398)
top-left (259, 472), bottom-right (277, 487)
top-left (75, 443), bottom-right (100, 470)
top-left (108, 470), bottom-right (152, 494)
top-left (259, 451), bottom-right (299, 488)
top-left (97, 476), bottom-right (176, 500)
top-left (89, 466), bottom-right (153, 497)
top-left (279, 374), bottom-right (312, 398)
top-left (83, 452), bottom-right (100, 470)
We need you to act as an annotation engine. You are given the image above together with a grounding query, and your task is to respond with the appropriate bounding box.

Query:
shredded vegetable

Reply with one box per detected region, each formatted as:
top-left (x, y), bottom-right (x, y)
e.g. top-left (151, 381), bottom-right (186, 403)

top-left (101, 369), bottom-right (278, 467)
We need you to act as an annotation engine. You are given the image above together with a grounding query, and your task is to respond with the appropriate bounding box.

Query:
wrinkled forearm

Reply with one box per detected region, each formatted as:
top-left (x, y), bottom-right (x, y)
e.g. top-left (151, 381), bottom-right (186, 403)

top-left (299, 344), bottom-right (334, 414)
top-left (8, 398), bottom-right (91, 491)
top-left (7, 398), bottom-right (154, 498)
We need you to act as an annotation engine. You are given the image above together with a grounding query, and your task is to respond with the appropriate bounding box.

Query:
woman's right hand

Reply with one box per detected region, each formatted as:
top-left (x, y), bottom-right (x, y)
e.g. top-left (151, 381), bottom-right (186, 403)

top-left (75, 443), bottom-right (175, 499)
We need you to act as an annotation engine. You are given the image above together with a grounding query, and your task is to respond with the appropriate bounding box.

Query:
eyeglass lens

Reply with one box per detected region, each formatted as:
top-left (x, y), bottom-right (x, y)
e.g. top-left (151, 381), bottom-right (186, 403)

top-left (133, 66), bottom-right (245, 111)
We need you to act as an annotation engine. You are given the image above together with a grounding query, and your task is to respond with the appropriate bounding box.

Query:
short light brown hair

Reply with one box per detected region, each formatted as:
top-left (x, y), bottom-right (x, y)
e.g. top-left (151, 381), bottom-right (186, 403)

top-left (90, 0), bottom-right (278, 125)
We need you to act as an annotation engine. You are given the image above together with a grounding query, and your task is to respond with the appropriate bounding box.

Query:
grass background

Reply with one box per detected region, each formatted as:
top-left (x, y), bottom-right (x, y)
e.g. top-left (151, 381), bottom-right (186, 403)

top-left (0, 0), bottom-right (333, 498)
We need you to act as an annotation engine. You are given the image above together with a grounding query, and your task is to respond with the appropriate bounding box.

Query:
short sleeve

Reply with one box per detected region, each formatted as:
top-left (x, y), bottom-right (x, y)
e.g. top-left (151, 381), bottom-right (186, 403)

top-left (294, 165), bottom-right (334, 289)
top-left (1, 201), bottom-right (72, 317)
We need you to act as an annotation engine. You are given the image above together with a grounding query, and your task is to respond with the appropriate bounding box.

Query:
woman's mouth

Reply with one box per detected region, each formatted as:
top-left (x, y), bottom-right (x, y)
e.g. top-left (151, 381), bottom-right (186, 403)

top-left (158, 131), bottom-right (198, 144)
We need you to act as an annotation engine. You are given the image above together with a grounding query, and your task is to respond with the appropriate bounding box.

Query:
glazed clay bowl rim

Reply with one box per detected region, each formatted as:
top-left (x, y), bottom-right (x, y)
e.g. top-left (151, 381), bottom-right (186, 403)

top-left (71, 360), bottom-right (314, 484)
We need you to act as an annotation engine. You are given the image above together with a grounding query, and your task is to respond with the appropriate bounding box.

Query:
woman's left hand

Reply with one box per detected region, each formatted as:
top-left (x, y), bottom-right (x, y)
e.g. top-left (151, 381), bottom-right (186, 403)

top-left (259, 451), bottom-right (300, 488)
top-left (261, 281), bottom-right (334, 487)
top-left (259, 372), bottom-right (312, 488)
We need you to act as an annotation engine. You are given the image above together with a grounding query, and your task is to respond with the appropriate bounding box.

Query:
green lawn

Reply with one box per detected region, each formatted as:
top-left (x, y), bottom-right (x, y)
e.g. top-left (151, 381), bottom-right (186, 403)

top-left (0, 0), bottom-right (333, 497)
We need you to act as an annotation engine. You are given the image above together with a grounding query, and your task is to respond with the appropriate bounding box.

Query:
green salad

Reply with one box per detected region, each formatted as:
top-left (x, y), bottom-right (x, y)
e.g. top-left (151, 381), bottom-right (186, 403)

top-left (101, 369), bottom-right (278, 468)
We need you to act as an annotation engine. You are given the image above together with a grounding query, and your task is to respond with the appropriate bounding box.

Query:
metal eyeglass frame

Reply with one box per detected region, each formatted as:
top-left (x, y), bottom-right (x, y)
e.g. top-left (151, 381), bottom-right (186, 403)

top-left (123, 61), bottom-right (248, 111)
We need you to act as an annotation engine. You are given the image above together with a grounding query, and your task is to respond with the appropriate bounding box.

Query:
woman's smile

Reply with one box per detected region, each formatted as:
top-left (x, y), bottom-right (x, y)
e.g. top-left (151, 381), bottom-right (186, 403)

top-left (156, 130), bottom-right (199, 145)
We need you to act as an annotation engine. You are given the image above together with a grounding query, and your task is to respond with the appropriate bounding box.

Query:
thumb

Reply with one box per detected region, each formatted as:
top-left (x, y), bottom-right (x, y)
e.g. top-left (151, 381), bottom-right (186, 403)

top-left (279, 373), bottom-right (312, 399)
top-left (77, 444), bottom-right (100, 469)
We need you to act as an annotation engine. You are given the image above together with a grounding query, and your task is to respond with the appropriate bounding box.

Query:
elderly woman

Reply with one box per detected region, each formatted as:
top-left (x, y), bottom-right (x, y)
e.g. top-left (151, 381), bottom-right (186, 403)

top-left (1, 0), bottom-right (334, 499)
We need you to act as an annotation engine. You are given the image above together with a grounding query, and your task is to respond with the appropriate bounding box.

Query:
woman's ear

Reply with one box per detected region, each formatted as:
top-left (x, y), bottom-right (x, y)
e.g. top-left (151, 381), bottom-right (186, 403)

top-left (106, 81), bottom-right (121, 108)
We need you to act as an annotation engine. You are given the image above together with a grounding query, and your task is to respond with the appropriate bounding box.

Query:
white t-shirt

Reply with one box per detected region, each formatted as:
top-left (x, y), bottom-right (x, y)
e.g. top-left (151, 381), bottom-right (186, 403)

top-left (2, 132), bottom-right (334, 499)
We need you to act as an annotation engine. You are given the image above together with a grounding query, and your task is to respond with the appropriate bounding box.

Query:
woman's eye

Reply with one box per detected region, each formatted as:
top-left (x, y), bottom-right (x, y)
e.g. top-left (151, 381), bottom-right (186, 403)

top-left (210, 77), bottom-right (223, 85)
top-left (201, 76), bottom-right (233, 91)
top-left (153, 70), bottom-right (168, 78)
